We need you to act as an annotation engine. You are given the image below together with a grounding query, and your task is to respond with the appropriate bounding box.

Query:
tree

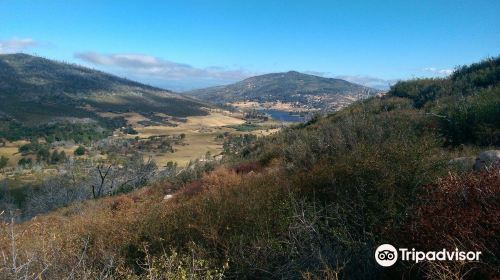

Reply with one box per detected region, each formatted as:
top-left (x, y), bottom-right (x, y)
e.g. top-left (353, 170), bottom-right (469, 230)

top-left (36, 147), bottom-right (50, 162)
top-left (123, 126), bottom-right (138, 135)
top-left (25, 176), bottom-right (88, 217)
top-left (50, 151), bottom-right (57, 164)
top-left (89, 154), bottom-right (157, 199)
top-left (18, 144), bottom-right (30, 154)
top-left (91, 164), bottom-right (112, 199)
top-left (18, 158), bottom-right (32, 167)
top-left (74, 146), bottom-right (86, 156)
top-left (0, 156), bottom-right (8, 170)
top-left (60, 151), bottom-right (67, 161)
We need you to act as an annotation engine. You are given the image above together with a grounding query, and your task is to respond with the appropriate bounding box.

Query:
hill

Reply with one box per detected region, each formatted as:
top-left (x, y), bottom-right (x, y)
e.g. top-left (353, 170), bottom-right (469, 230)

top-left (0, 53), bottom-right (208, 124)
top-left (0, 53), bottom-right (209, 141)
top-left (185, 71), bottom-right (381, 111)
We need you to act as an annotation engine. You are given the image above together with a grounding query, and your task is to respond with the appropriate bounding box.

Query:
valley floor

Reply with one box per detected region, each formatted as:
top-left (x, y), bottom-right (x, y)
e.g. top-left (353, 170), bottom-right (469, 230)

top-left (0, 110), bottom-right (281, 180)
top-left (128, 111), bottom-right (279, 166)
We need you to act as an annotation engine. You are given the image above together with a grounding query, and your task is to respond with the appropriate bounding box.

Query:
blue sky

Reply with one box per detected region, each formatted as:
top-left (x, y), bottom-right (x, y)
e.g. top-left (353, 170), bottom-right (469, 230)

top-left (1, 0), bottom-right (499, 90)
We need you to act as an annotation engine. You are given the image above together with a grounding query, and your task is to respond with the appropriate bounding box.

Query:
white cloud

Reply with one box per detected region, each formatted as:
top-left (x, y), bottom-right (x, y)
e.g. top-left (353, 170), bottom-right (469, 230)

top-left (334, 75), bottom-right (395, 90)
top-left (423, 67), bottom-right (453, 75)
top-left (0, 38), bottom-right (37, 54)
top-left (73, 52), bottom-right (403, 91)
top-left (301, 71), bottom-right (394, 90)
top-left (303, 70), bottom-right (331, 77)
top-left (75, 52), bottom-right (254, 82)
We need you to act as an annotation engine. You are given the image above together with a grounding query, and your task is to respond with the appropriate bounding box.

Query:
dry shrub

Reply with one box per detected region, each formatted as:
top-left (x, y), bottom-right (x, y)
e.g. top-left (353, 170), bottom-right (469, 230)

top-left (179, 167), bottom-right (243, 199)
top-left (14, 175), bottom-right (233, 278)
top-left (0, 191), bottom-right (153, 279)
top-left (142, 181), bottom-right (175, 198)
top-left (141, 186), bottom-right (158, 198)
top-left (120, 243), bottom-right (227, 280)
top-left (301, 262), bottom-right (346, 280)
top-left (181, 180), bottom-right (205, 198)
top-left (202, 167), bottom-right (242, 189)
top-left (407, 168), bottom-right (499, 251)
top-left (231, 161), bottom-right (263, 174)
top-left (403, 168), bottom-right (500, 278)
top-left (130, 194), bottom-right (142, 203)
top-left (131, 168), bottom-right (296, 278)
top-left (110, 196), bottom-right (134, 212)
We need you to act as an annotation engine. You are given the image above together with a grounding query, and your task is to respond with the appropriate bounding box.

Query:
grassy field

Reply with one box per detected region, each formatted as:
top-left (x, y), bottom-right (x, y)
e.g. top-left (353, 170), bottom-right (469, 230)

top-left (0, 140), bottom-right (30, 167)
top-left (132, 112), bottom-right (245, 166)
top-left (0, 141), bottom-right (79, 167)
top-left (0, 140), bottom-right (81, 181)
top-left (125, 111), bottom-right (282, 166)
top-left (98, 111), bottom-right (149, 126)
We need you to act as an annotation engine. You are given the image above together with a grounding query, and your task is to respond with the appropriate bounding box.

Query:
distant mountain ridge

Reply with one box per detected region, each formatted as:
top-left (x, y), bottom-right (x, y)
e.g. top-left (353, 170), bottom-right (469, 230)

top-left (0, 53), bottom-right (208, 125)
top-left (185, 71), bottom-right (381, 110)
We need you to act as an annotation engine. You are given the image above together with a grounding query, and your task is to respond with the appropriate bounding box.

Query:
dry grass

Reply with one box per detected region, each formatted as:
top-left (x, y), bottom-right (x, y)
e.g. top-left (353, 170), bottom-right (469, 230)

top-left (231, 101), bottom-right (314, 112)
top-left (0, 140), bottom-right (30, 167)
top-left (0, 141), bottom-right (79, 166)
top-left (135, 112), bottom-right (244, 136)
top-left (97, 112), bottom-right (150, 127)
top-left (154, 132), bottom-right (224, 167)
top-left (0, 196), bottom-right (143, 278)
top-left (130, 112), bottom-right (245, 166)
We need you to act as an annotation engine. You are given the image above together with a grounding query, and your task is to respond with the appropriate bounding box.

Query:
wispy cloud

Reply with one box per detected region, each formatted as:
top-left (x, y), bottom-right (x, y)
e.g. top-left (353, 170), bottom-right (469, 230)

top-left (74, 52), bottom-right (400, 91)
top-left (302, 71), bottom-right (393, 90)
top-left (75, 52), bottom-right (254, 82)
top-left (0, 38), bottom-right (37, 54)
top-left (334, 75), bottom-right (396, 90)
top-left (303, 70), bottom-right (331, 77)
top-left (422, 67), bottom-right (453, 75)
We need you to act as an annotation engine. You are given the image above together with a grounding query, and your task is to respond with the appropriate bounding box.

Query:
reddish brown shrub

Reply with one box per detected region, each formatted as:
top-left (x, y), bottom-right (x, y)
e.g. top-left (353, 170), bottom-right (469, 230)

top-left (142, 187), bottom-right (157, 197)
top-left (202, 167), bottom-right (242, 189)
top-left (406, 168), bottom-right (499, 251)
top-left (401, 168), bottom-right (500, 277)
top-left (181, 180), bottom-right (205, 198)
top-left (110, 196), bottom-right (134, 211)
top-left (160, 182), bottom-right (175, 194)
top-left (130, 194), bottom-right (142, 203)
top-left (232, 161), bottom-right (263, 174)
top-left (179, 168), bottom-right (244, 198)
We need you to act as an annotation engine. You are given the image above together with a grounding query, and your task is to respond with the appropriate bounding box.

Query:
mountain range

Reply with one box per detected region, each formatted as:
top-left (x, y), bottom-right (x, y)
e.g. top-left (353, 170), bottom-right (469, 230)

top-left (0, 54), bottom-right (381, 129)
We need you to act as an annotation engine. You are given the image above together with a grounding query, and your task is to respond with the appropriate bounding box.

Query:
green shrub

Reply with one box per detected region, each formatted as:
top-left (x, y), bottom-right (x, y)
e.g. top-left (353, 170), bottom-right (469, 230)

top-left (389, 78), bottom-right (451, 108)
top-left (17, 157), bottom-right (32, 166)
top-left (439, 87), bottom-right (500, 146)
top-left (226, 123), bottom-right (260, 132)
top-left (18, 144), bottom-right (31, 154)
top-left (123, 126), bottom-right (138, 135)
top-left (74, 146), bottom-right (86, 156)
top-left (0, 156), bottom-right (8, 169)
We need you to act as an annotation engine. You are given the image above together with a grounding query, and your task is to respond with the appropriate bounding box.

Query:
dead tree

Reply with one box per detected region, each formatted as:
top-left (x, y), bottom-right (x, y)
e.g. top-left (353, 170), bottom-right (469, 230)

top-left (91, 164), bottom-right (112, 199)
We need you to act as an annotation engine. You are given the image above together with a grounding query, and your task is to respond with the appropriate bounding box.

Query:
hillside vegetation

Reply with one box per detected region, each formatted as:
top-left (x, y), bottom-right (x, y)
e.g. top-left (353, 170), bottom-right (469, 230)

top-left (0, 54), bottom-right (208, 140)
top-left (0, 57), bottom-right (499, 279)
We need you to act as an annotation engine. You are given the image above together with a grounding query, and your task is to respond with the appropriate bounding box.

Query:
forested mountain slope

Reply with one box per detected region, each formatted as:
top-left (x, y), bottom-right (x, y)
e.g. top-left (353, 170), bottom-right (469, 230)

top-left (0, 53), bottom-right (208, 140)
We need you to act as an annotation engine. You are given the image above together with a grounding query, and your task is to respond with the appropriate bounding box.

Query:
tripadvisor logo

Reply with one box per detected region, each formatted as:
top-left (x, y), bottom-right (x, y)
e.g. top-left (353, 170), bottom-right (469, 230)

top-left (375, 244), bottom-right (482, 267)
top-left (375, 244), bottom-right (398, 267)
